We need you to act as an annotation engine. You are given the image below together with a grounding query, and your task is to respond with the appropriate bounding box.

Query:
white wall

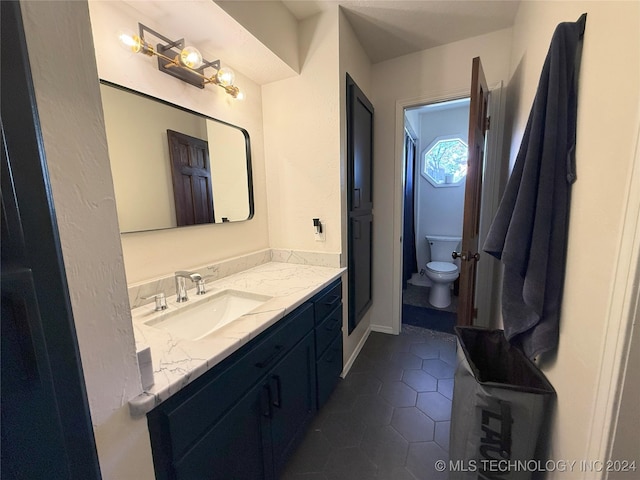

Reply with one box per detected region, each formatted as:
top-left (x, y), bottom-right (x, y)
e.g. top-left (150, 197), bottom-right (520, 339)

top-left (89, 0), bottom-right (270, 284)
top-left (414, 105), bottom-right (469, 273)
top-left (215, 0), bottom-right (300, 73)
top-left (262, 9), bottom-right (341, 255)
top-left (261, 6), bottom-right (372, 365)
top-left (506, 1), bottom-right (640, 472)
top-left (20, 2), bottom-right (155, 479)
top-left (370, 28), bottom-right (513, 333)
top-left (206, 120), bottom-right (252, 222)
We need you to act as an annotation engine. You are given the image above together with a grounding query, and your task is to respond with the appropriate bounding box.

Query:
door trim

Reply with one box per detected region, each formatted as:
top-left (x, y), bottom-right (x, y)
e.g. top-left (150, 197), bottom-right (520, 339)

top-left (389, 83), bottom-right (504, 335)
top-left (586, 122), bottom-right (640, 473)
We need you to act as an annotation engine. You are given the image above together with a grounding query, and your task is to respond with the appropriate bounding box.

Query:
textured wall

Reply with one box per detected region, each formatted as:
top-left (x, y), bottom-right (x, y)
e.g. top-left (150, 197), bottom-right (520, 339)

top-left (20, 2), bottom-right (156, 478)
top-left (262, 9), bottom-right (341, 254)
top-left (506, 1), bottom-right (640, 471)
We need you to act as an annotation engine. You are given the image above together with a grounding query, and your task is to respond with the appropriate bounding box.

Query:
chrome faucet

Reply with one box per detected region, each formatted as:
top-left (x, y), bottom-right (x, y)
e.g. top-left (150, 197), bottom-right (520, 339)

top-left (174, 271), bottom-right (206, 302)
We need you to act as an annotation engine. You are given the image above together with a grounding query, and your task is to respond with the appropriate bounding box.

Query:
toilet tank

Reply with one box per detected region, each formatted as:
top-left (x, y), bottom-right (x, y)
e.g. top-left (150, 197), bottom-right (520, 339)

top-left (426, 235), bottom-right (461, 262)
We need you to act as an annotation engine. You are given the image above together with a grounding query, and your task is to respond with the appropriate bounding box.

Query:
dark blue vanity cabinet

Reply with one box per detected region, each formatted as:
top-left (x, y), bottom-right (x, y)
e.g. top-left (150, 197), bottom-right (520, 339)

top-left (147, 279), bottom-right (343, 480)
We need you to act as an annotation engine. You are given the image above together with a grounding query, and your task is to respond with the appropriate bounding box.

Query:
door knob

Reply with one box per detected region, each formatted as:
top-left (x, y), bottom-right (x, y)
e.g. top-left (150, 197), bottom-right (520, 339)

top-left (452, 251), bottom-right (481, 262)
top-left (452, 251), bottom-right (466, 261)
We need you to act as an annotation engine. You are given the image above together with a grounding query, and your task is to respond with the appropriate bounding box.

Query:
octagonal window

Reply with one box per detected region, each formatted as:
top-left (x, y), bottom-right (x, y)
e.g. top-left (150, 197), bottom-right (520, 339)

top-left (422, 136), bottom-right (468, 187)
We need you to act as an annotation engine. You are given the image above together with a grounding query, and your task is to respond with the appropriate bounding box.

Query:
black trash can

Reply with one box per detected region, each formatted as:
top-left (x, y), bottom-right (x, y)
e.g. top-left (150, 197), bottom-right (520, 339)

top-left (449, 327), bottom-right (556, 480)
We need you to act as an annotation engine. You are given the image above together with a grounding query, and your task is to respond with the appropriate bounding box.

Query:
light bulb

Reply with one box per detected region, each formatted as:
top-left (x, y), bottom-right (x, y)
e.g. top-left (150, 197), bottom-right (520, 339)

top-left (216, 67), bottom-right (235, 87)
top-left (180, 46), bottom-right (203, 69)
top-left (236, 91), bottom-right (245, 101)
top-left (118, 29), bottom-right (142, 53)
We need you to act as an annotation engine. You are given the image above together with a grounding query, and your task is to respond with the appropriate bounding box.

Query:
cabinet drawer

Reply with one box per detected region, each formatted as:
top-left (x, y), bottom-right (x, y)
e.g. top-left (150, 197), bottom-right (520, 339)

top-left (315, 304), bottom-right (342, 357)
top-left (152, 303), bottom-right (314, 462)
top-left (316, 334), bottom-right (343, 409)
top-left (314, 280), bottom-right (342, 324)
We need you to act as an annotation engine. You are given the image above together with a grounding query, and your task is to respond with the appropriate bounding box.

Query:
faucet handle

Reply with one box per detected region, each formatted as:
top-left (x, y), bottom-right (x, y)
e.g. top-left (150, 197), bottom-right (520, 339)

top-left (142, 292), bottom-right (168, 311)
top-left (196, 278), bottom-right (206, 295)
top-left (175, 270), bottom-right (202, 282)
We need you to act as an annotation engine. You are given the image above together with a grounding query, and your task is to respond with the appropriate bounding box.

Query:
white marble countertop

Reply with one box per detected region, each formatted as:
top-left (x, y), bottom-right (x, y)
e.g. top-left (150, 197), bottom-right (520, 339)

top-left (128, 261), bottom-right (345, 416)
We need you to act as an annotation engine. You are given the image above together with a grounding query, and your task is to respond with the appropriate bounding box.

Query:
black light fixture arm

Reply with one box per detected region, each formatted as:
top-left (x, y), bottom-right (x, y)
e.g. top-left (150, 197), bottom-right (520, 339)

top-left (138, 23), bottom-right (183, 52)
top-left (121, 22), bottom-right (243, 98)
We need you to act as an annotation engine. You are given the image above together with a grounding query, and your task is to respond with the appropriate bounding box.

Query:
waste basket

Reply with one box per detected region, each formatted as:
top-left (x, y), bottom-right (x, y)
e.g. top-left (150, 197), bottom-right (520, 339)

top-left (449, 327), bottom-right (556, 480)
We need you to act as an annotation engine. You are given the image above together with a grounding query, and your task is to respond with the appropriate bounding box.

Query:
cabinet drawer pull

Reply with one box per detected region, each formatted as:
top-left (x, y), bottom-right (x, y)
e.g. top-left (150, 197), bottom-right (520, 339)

top-left (255, 345), bottom-right (283, 369)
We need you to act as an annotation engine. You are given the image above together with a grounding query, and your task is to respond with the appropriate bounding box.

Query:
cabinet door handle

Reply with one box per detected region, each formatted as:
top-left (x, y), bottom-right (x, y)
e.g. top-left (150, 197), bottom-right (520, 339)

top-left (255, 345), bottom-right (283, 369)
top-left (261, 384), bottom-right (271, 418)
top-left (270, 375), bottom-right (282, 409)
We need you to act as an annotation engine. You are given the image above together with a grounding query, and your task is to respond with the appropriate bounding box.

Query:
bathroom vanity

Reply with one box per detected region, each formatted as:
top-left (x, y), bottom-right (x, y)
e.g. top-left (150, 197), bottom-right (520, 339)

top-left (128, 262), bottom-right (344, 480)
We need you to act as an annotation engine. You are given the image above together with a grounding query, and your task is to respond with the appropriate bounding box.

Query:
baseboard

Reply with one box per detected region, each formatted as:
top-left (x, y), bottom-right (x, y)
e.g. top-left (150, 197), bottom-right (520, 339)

top-left (341, 325), bottom-right (372, 378)
top-left (371, 324), bottom-right (395, 334)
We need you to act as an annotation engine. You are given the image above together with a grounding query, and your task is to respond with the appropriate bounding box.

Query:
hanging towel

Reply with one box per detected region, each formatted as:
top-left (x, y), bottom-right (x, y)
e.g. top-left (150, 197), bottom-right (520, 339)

top-left (483, 14), bottom-right (587, 359)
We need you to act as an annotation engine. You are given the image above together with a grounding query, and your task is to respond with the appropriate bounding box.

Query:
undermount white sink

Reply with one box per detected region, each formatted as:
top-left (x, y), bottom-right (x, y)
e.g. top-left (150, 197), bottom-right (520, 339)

top-left (144, 289), bottom-right (272, 341)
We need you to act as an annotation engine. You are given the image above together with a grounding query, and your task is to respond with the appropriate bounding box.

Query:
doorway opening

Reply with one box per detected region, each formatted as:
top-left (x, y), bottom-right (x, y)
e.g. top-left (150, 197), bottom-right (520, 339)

top-left (402, 98), bottom-right (470, 335)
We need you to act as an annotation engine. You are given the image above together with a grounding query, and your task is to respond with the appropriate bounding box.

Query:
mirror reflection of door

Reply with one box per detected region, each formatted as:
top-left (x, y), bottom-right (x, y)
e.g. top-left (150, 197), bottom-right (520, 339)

top-left (457, 56), bottom-right (490, 327)
top-left (167, 130), bottom-right (215, 226)
top-left (99, 81), bottom-right (254, 233)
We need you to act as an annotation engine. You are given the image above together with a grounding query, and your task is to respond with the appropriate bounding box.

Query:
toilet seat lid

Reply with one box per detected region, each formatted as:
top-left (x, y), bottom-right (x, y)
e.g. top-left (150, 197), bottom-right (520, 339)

top-left (427, 261), bottom-right (458, 273)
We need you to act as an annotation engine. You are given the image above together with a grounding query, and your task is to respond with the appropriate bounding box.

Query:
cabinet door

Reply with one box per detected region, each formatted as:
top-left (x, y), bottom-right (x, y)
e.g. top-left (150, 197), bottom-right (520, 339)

top-left (346, 74), bottom-right (374, 213)
top-left (269, 332), bottom-right (316, 477)
top-left (173, 380), bottom-right (273, 480)
top-left (317, 333), bottom-right (343, 410)
top-left (349, 213), bottom-right (373, 333)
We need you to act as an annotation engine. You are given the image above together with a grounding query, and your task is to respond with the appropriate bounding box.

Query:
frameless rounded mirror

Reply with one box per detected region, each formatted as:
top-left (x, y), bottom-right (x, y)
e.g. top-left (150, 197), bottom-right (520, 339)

top-left (100, 81), bottom-right (254, 233)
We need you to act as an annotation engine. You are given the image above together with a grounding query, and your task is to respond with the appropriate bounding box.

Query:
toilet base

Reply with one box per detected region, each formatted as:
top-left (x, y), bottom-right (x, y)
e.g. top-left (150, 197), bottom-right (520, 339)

top-left (428, 283), bottom-right (453, 308)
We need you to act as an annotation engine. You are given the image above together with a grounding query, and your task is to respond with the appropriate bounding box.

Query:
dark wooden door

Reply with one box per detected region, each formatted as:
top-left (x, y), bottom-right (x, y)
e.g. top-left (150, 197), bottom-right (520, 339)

top-left (347, 74), bottom-right (374, 334)
top-left (1, 3), bottom-right (101, 478)
top-left (167, 129), bottom-right (215, 226)
top-left (457, 57), bottom-right (489, 327)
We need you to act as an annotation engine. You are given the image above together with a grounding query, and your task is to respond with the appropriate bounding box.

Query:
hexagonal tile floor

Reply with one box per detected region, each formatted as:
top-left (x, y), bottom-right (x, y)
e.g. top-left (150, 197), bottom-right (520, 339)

top-left (281, 326), bottom-right (457, 480)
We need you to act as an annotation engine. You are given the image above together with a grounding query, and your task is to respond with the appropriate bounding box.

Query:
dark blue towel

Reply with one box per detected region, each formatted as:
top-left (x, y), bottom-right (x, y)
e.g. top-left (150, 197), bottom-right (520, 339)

top-left (483, 14), bottom-right (586, 359)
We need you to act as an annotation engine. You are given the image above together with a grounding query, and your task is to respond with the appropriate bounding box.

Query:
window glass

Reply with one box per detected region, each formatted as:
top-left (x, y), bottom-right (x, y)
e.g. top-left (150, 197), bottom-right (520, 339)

top-left (422, 137), bottom-right (468, 187)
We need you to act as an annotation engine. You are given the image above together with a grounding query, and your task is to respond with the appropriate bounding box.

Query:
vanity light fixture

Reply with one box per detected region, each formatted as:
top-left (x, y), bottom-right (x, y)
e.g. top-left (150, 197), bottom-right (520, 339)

top-left (118, 23), bottom-right (244, 100)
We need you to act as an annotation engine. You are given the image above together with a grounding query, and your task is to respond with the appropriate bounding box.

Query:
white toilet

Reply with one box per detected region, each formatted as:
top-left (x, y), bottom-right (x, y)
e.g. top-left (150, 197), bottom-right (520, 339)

top-left (425, 235), bottom-right (461, 308)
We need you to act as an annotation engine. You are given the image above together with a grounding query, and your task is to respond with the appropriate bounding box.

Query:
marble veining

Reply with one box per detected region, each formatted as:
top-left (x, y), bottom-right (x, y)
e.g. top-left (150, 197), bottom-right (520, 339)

top-left (128, 249), bottom-right (340, 309)
top-left (270, 249), bottom-right (341, 268)
top-left (128, 261), bottom-right (344, 416)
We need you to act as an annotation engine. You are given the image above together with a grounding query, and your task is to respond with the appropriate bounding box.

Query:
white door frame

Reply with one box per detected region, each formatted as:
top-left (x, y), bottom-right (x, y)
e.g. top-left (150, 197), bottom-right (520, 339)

top-left (391, 82), bottom-right (505, 334)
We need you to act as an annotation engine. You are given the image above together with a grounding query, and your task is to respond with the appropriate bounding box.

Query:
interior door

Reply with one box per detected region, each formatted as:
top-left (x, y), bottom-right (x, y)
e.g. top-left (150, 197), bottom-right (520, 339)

top-left (346, 74), bottom-right (374, 334)
top-left (456, 57), bottom-right (489, 326)
top-left (167, 129), bottom-right (215, 226)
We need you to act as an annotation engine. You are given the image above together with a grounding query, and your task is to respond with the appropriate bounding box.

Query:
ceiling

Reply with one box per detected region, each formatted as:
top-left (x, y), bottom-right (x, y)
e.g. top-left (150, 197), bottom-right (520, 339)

top-left (116, 0), bottom-right (521, 82)
top-left (282, 0), bottom-right (520, 63)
